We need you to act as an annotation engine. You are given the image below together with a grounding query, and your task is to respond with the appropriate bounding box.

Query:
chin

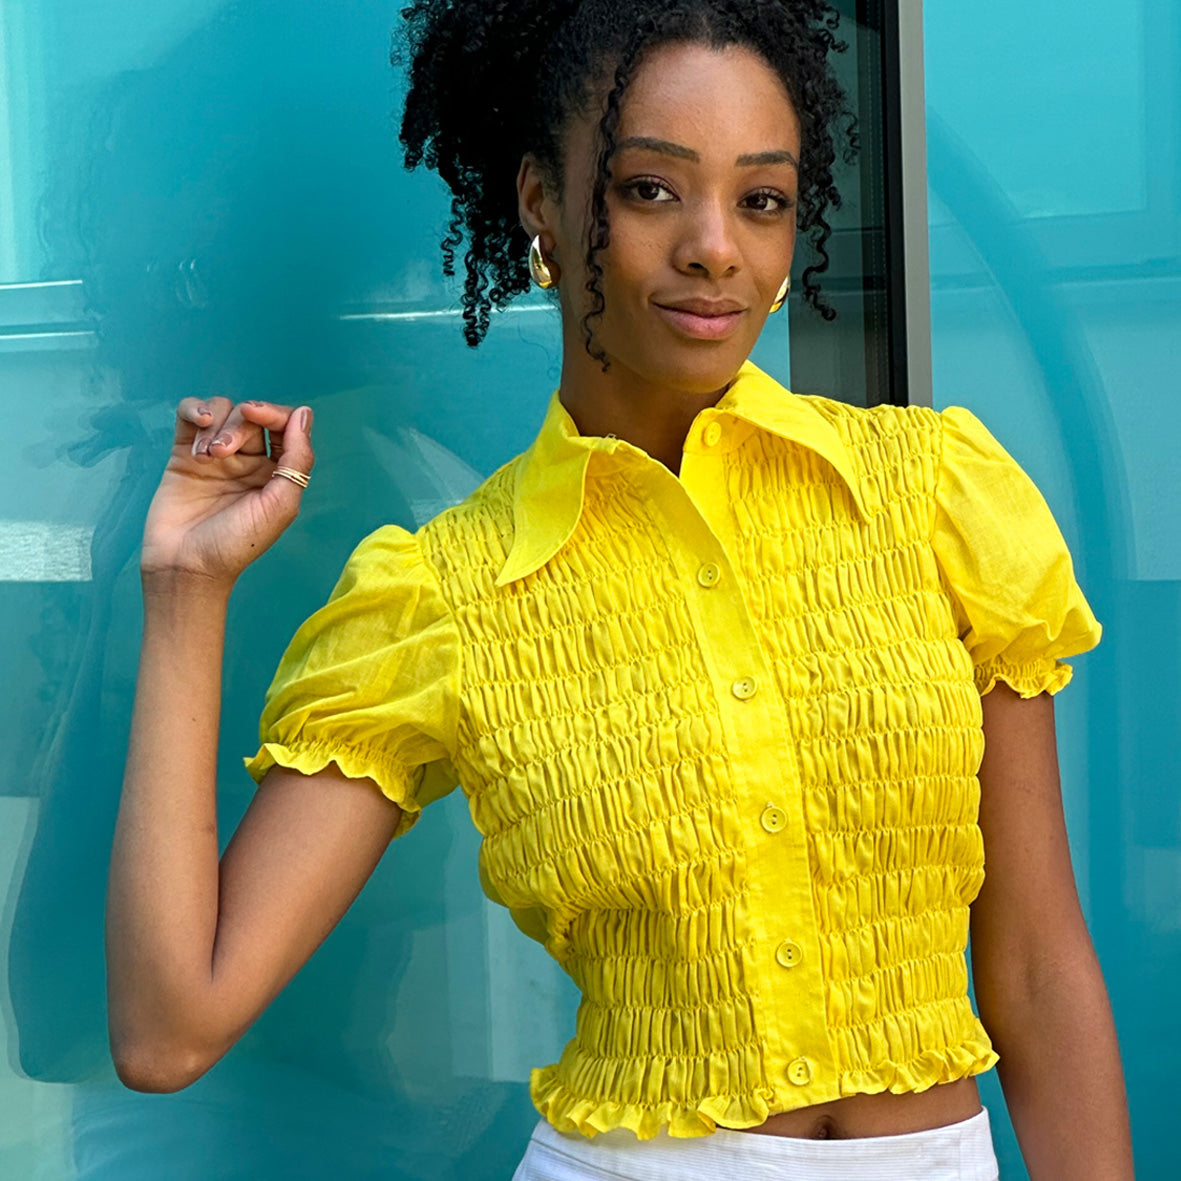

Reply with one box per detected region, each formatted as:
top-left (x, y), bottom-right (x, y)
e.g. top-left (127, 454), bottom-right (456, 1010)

top-left (629, 343), bottom-right (754, 396)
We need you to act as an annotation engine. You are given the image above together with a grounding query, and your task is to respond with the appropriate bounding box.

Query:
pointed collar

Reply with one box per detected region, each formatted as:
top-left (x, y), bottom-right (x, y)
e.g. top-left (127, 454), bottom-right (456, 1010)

top-left (495, 361), bottom-right (867, 586)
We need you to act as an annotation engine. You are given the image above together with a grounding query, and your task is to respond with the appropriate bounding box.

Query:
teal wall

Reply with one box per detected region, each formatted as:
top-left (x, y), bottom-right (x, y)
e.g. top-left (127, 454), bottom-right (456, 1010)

top-left (1, 5), bottom-right (576, 1176)
top-left (0, 1), bottom-right (1175, 1176)
top-left (924, 2), bottom-right (1179, 1177)
top-left (1, 3), bottom-right (803, 1175)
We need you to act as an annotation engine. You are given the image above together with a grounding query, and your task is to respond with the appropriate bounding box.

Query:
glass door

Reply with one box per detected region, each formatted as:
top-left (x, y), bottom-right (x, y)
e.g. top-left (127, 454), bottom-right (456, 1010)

top-left (0, 3), bottom-right (914, 1175)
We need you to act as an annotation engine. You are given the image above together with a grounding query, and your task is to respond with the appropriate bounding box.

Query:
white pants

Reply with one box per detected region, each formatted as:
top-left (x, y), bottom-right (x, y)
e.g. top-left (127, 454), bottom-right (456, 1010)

top-left (511, 1107), bottom-right (999, 1181)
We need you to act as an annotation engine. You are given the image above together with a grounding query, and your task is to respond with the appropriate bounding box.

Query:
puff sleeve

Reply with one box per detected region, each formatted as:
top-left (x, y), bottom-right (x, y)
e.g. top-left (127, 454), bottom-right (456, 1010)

top-left (931, 405), bottom-right (1102, 698)
top-left (243, 524), bottom-right (461, 840)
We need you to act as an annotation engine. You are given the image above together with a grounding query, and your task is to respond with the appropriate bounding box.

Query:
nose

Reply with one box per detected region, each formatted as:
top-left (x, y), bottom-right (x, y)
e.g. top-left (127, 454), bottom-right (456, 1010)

top-left (672, 198), bottom-right (741, 279)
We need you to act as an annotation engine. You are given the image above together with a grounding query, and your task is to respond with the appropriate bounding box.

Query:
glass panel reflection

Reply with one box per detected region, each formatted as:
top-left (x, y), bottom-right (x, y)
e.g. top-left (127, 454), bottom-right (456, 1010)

top-left (1, 2), bottom-right (889, 1175)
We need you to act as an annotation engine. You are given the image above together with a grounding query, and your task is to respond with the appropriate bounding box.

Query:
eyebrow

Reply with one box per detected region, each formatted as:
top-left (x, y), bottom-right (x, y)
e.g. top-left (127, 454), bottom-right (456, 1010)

top-left (614, 136), bottom-right (799, 170)
top-left (736, 149), bottom-right (799, 169)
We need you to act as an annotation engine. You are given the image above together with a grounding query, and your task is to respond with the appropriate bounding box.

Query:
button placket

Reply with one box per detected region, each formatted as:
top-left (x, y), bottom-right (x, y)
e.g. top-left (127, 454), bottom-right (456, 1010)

top-left (642, 452), bottom-right (838, 1106)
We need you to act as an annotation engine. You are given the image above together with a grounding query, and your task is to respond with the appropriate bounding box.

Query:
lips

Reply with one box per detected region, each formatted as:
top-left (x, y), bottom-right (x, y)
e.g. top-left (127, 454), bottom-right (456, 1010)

top-left (658, 297), bottom-right (746, 316)
top-left (653, 298), bottom-right (748, 341)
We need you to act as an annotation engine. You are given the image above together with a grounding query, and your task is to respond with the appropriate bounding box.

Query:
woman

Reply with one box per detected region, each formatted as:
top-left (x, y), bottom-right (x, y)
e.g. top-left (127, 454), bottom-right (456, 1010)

top-left (107, 1), bottom-right (1133, 1177)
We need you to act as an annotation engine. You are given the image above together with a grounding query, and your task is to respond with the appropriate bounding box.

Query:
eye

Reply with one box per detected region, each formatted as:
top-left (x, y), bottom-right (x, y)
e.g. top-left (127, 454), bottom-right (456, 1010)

top-left (621, 177), bottom-right (677, 203)
top-left (742, 189), bottom-right (794, 214)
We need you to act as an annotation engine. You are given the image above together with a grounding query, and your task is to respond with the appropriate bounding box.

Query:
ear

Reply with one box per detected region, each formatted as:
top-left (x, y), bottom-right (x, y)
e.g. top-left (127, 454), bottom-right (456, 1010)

top-left (517, 154), bottom-right (561, 273)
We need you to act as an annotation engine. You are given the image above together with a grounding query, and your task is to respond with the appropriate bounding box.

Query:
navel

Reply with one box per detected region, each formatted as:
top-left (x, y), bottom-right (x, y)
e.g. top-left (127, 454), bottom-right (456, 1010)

top-left (810, 1114), bottom-right (841, 1140)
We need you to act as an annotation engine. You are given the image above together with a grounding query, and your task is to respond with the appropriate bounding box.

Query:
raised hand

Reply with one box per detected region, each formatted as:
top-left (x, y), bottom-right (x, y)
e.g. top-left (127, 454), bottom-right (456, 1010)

top-left (140, 397), bottom-right (315, 585)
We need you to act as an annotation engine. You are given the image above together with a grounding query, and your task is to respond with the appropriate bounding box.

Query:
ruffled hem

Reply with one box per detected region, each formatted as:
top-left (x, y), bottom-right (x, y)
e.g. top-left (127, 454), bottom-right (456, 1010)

top-left (529, 1064), bottom-right (775, 1140)
top-left (242, 740), bottom-right (421, 840)
top-left (838, 1038), bottom-right (999, 1099)
top-left (975, 654), bottom-right (1073, 699)
top-left (529, 1036), bottom-right (1000, 1141)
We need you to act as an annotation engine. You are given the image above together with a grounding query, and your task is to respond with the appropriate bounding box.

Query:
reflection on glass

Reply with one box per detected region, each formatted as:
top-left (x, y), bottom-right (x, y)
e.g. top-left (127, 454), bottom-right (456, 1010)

top-left (3, 3), bottom-right (571, 1176)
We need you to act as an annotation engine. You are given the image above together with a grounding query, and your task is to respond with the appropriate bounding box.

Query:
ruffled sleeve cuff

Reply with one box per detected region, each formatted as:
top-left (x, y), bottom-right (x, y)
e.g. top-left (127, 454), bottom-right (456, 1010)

top-left (973, 653), bottom-right (1075, 699)
top-left (243, 738), bottom-right (428, 841)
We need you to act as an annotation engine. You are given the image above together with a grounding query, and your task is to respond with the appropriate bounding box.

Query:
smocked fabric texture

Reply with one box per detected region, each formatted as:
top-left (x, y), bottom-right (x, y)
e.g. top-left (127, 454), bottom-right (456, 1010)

top-left (246, 362), bottom-right (1102, 1140)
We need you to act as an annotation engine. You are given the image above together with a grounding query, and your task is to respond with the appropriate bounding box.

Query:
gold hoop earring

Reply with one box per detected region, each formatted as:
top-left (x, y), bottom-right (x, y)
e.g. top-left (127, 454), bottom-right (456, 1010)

top-left (529, 236), bottom-right (557, 289)
top-left (769, 274), bottom-right (791, 314)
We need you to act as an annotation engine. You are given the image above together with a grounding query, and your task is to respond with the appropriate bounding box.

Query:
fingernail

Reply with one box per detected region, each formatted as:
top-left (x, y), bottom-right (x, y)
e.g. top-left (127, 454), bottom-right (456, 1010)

top-left (196, 437), bottom-right (211, 455)
top-left (301, 408), bottom-right (312, 431)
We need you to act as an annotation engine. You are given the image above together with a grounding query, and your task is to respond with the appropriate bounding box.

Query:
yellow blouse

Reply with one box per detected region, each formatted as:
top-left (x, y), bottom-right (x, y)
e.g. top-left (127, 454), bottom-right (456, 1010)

top-left (245, 361), bottom-right (1101, 1139)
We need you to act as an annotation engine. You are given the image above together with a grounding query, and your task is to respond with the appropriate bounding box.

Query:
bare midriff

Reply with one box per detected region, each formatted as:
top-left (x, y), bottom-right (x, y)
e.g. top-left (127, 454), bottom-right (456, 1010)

top-left (733, 1076), bottom-right (982, 1139)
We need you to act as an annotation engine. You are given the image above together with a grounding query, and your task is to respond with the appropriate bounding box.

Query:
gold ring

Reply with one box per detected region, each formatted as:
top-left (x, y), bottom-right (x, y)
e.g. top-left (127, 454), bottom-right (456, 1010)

top-left (271, 466), bottom-right (310, 489)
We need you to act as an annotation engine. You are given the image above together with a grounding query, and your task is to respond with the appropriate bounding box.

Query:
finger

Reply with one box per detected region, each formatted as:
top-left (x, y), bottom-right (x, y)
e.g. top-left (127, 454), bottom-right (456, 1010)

top-left (264, 406), bottom-right (315, 519)
top-left (238, 400), bottom-right (295, 430)
top-left (239, 401), bottom-right (297, 460)
top-left (206, 402), bottom-right (270, 459)
top-left (190, 396), bottom-right (235, 459)
top-left (278, 405), bottom-right (315, 476)
top-left (174, 397), bottom-right (213, 446)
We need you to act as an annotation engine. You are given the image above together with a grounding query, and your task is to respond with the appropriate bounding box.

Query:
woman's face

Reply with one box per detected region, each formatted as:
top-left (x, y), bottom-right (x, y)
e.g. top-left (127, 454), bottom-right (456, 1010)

top-left (547, 40), bottom-right (802, 395)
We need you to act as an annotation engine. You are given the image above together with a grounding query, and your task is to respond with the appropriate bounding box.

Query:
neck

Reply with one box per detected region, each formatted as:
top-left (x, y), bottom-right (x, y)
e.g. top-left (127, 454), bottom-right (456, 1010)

top-left (557, 335), bottom-right (733, 475)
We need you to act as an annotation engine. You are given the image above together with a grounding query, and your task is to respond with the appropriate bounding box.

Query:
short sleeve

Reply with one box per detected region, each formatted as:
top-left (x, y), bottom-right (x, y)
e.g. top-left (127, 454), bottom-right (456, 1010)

top-left (242, 524), bottom-right (461, 840)
top-left (931, 405), bottom-right (1102, 698)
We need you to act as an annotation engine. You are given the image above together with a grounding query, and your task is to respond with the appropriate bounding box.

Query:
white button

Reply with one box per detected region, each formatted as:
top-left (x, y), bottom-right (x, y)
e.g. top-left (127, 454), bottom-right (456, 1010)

top-left (787, 1057), bottom-right (813, 1086)
top-left (776, 940), bottom-right (803, 968)
top-left (760, 804), bottom-right (787, 834)
top-left (731, 676), bottom-right (757, 700)
top-left (702, 421), bottom-right (723, 447)
top-left (697, 563), bottom-right (721, 588)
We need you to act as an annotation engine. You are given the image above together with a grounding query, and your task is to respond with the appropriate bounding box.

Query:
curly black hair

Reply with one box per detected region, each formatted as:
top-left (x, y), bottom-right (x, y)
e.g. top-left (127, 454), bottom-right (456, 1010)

top-left (397, 0), bottom-right (858, 355)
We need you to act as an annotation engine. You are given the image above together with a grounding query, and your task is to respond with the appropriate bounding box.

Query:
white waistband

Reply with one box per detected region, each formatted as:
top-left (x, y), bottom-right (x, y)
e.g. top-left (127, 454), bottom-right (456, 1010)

top-left (522, 1107), bottom-right (999, 1181)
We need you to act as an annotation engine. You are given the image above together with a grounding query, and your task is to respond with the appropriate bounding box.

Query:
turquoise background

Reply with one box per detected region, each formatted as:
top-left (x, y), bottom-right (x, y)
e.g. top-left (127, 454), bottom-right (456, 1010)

top-left (925, 1), bottom-right (1179, 1176)
top-left (0, 1), bottom-right (1176, 1176)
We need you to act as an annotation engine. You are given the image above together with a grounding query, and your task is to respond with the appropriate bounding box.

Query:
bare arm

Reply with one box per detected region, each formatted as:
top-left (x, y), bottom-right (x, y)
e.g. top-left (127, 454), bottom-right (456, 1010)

top-left (106, 396), bottom-right (402, 1092)
top-left (970, 682), bottom-right (1133, 1180)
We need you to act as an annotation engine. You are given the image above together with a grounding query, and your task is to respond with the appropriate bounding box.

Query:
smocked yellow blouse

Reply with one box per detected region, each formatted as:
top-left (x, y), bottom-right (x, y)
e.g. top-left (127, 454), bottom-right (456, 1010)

top-left (245, 361), bottom-right (1101, 1139)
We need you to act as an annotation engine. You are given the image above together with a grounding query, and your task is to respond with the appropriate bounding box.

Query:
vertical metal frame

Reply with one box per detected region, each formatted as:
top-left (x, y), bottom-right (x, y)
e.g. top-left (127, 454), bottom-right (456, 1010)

top-left (864, 0), bottom-right (931, 407)
top-left (787, 1), bottom-right (931, 409)
top-left (889, 0), bottom-right (932, 408)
